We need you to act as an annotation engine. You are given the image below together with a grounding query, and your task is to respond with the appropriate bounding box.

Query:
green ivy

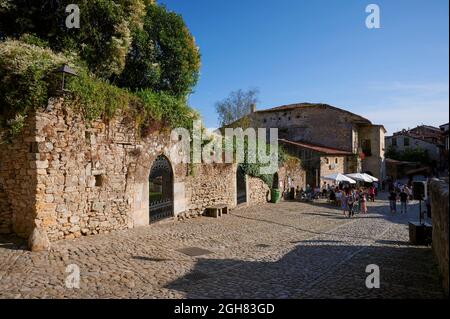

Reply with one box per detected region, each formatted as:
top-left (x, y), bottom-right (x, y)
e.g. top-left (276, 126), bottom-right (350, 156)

top-left (0, 40), bottom-right (197, 141)
top-left (238, 140), bottom-right (290, 189)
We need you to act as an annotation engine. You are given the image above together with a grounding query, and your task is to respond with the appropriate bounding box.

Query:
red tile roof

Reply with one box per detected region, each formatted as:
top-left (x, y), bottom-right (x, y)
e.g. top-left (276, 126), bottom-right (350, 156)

top-left (279, 139), bottom-right (354, 155)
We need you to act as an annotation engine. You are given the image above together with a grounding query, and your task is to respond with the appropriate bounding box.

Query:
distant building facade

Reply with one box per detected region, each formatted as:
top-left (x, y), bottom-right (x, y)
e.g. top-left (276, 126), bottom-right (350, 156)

top-left (231, 103), bottom-right (387, 186)
top-left (385, 133), bottom-right (441, 162)
top-left (384, 124), bottom-right (450, 178)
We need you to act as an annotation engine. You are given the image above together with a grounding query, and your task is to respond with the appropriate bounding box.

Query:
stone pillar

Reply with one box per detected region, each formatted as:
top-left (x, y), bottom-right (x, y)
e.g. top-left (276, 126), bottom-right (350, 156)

top-left (173, 182), bottom-right (186, 216)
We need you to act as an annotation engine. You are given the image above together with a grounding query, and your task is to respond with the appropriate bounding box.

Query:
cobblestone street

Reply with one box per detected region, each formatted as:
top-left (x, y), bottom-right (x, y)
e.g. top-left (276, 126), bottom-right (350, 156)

top-left (0, 194), bottom-right (446, 299)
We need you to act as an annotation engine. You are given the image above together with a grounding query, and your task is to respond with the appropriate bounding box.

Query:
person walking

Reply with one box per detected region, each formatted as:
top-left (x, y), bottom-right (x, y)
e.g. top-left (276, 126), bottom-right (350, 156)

top-left (347, 190), bottom-right (356, 218)
top-left (399, 188), bottom-right (408, 214)
top-left (360, 190), bottom-right (368, 214)
top-left (389, 190), bottom-right (398, 214)
top-left (368, 186), bottom-right (375, 202)
top-left (354, 189), bottom-right (361, 214)
top-left (341, 190), bottom-right (348, 216)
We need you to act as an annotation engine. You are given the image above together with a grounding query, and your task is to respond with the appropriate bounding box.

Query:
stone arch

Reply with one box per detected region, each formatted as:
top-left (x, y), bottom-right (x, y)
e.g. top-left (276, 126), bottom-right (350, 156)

top-left (148, 154), bottom-right (174, 223)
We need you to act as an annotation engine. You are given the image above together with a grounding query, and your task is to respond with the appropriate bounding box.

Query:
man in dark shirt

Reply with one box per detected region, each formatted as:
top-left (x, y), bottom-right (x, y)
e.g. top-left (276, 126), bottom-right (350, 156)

top-left (399, 189), bottom-right (408, 214)
top-left (389, 191), bottom-right (397, 213)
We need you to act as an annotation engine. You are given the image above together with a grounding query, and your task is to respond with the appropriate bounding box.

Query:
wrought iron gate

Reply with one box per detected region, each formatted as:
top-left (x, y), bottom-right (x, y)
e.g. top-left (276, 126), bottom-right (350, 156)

top-left (149, 155), bottom-right (174, 222)
top-left (236, 166), bottom-right (247, 205)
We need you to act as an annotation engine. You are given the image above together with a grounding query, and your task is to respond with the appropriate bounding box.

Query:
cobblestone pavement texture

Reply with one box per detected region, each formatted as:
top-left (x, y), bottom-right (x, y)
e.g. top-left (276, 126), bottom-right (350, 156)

top-left (0, 193), bottom-right (446, 299)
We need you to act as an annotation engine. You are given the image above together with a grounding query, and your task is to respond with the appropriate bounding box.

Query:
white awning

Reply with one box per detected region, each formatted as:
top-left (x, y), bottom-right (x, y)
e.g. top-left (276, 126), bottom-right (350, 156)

top-left (322, 173), bottom-right (357, 184)
top-left (346, 173), bottom-right (373, 183)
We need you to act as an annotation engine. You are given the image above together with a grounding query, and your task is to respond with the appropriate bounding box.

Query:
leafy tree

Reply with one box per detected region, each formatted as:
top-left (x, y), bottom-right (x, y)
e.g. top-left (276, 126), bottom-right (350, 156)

top-left (117, 4), bottom-right (200, 97)
top-left (0, 1), bottom-right (200, 138)
top-left (215, 89), bottom-right (259, 126)
top-left (385, 146), bottom-right (432, 165)
top-left (0, 0), bottom-right (145, 78)
top-left (0, 1), bottom-right (200, 95)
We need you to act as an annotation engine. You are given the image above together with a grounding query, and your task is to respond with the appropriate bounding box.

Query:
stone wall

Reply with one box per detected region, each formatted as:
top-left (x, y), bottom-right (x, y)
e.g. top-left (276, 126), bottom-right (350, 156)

top-left (0, 98), bottom-right (273, 245)
top-left (0, 182), bottom-right (12, 234)
top-left (0, 113), bottom-right (38, 237)
top-left (278, 163), bottom-right (306, 192)
top-left (183, 163), bottom-right (236, 218)
top-left (429, 179), bottom-right (449, 296)
top-left (320, 155), bottom-right (346, 178)
top-left (0, 98), bottom-right (182, 241)
top-left (248, 176), bottom-right (270, 205)
top-left (360, 125), bottom-right (386, 179)
top-left (249, 105), bottom-right (371, 153)
top-left (31, 98), bottom-right (159, 241)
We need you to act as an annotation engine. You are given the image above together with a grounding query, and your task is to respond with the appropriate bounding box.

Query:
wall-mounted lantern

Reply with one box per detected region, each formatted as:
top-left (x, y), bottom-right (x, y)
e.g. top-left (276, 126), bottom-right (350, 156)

top-left (56, 64), bottom-right (77, 92)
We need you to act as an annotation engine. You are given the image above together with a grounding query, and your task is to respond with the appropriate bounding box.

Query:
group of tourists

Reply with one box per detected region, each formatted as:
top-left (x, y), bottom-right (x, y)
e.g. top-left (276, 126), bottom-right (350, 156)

top-left (295, 182), bottom-right (378, 218)
top-left (387, 183), bottom-right (412, 214)
top-left (291, 176), bottom-right (426, 217)
top-left (335, 185), bottom-right (377, 218)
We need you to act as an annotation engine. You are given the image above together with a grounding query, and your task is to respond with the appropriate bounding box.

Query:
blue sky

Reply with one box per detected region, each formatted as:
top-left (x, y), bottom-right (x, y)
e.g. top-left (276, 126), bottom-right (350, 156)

top-left (159, 0), bottom-right (449, 134)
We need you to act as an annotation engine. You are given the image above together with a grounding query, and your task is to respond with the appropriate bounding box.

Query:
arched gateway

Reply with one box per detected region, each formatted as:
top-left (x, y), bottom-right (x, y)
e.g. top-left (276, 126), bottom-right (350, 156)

top-left (236, 166), bottom-right (247, 205)
top-left (149, 155), bottom-right (174, 222)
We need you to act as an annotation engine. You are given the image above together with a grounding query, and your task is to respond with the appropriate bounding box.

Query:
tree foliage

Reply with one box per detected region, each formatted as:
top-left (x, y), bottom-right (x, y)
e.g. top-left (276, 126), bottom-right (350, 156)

top-left (0, 40), bottom-right (198, 141)
top-left (0, 1), bottom-right (200, 95)
top-left (0, 40), bottom-right (68, 121)
top-left (385, 146), bottom-right (432, 165)
top-left (215, 89), bottom-right (259, 126)
top-left (0, 0), bottom-right (138, 78)
top-left (118, 4), bottom-right (200, 97)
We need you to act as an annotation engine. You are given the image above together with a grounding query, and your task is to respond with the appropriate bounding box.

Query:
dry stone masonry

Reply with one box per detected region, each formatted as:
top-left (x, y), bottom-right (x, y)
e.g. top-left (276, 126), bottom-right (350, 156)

top-left (0, 98), bottom-right (277, 249)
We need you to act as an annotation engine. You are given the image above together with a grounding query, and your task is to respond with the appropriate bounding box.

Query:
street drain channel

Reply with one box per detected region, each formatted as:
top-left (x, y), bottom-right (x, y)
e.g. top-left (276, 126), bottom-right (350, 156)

top-left (176, 247), bottom-right (214, 257)
top-left (255, 244), bottom-right (271, 248)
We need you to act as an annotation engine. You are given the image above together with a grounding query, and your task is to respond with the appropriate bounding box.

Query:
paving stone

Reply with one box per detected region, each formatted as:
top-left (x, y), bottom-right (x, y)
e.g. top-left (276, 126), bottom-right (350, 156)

top-left (0, 194), bottom-right (445, 299)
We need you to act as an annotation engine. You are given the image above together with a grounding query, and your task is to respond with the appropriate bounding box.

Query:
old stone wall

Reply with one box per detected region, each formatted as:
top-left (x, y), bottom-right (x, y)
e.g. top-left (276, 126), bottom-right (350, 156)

top-left (278, 164), bottom-right (306, 192)
top-left (359, 125), bottom-right (386, 179)
top-left (183, 163), bottom-right (236, 218)
top-left (320, 155), bottom-right (346, 179)
top-left (0, 98), bottom-right (185, 241)
top-left (248, 176), bottom-right (270, 205)
top-left (429, 179), bottom-right (449, 296)
top-left (31, 99), bottom-right (148, 241)
top-left (0, 184), bottom-right (11, 234)
top-left (250, 106), bottom-right (367, 152)
top-left (0, 114), bottom-right (38, 237)
top-left (1, 98), bottom-right (274, 244)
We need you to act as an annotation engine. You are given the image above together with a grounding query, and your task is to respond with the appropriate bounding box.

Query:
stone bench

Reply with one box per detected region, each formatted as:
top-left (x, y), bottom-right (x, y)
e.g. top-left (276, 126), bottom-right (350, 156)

top-left (205, 204), bottom-right (228, 218)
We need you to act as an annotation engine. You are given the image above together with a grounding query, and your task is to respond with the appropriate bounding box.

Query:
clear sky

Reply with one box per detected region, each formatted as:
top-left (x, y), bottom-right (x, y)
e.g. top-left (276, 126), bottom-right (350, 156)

top-left (158, 0), bottom-right (449, 134)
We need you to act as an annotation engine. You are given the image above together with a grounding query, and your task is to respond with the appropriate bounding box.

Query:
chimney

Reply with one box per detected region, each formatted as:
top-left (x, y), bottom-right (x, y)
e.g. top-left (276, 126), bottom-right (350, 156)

top-left (250, 103), bottom-right (256, 113)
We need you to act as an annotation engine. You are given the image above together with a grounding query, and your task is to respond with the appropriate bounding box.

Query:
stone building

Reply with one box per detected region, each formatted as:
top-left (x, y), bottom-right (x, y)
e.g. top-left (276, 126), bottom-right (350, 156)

top-left (385, 132), bottom-right (442, 163)
top-left (0, 98), bottom-right (270, 248)
top-left (234, 103), bottom-right (387, 186)
top-left (279, 139), bottom-right (352, 188)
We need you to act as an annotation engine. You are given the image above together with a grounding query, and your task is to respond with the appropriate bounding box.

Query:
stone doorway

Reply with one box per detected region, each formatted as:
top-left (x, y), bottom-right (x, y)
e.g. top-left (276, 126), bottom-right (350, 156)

top-left (149, 155), bottom-right (174, 222)
top-left (236, 166), bottom-right (247, 205)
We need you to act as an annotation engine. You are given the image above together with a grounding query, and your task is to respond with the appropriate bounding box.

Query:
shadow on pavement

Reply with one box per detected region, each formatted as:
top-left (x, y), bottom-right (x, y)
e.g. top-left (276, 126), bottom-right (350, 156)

top-left (165, 243), bottom-right (445, 299)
